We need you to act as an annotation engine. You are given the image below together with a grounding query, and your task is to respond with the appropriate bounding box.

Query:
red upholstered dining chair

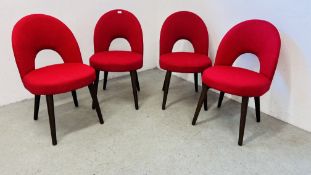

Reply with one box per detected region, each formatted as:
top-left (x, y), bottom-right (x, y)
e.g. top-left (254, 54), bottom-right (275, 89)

top-left (160, 11), bottom-right (212, 110)
top-left (90, 9), bottom-right (143, 110)
top-left (192, 20), bottom-right (281, 146)
top-left (12, 14), bottom-right (104, 145)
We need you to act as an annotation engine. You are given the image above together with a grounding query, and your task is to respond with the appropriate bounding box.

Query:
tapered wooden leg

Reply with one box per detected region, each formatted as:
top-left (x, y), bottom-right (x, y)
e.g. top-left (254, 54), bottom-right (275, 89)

top-left (254, 97), bottom-right (260, 122)
top-left (103, 71), bottom-right (108, 90)
top-left (162, 71), bottom-right (170, 91)
top-left (217, 92), bottom-right (225, 108)
top-left (238, 97), bottom-right (249, 146)
top-left (88, 84), bottom-right (104, 124)
top-left (162, 71), bottom-right (172, 110)
top-left (192, 85), bottom-right (208, 125)
top-left (194, 73), bottom-right (198, 92)
top-left (92, 70), bottom-right (100, 109)
top-left (46, 95), bottom-right (57, 146)
top-left (203, 93), bottom-right (208, 111)
top-left (130, 71), bottom-right (139, 110)
top-left (71, 90), bottom-right (78, 107)
top-left (134, 70), bottom-right (140, 91)
top-left (201, 72), bottom-right (207, 111)
top-left (34, 95), bottom-right (40, 120)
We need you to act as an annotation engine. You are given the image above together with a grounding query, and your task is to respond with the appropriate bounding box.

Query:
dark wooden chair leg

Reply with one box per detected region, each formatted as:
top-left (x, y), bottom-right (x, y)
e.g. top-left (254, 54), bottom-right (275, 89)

top-left (134, 70), bottom-right (140, 91)
top-left (192, 85), bottom-right (208, 125)
top-left (46, 95), bottom-right (57, 146)
top-left (71, 90), bottom-right (78, 107)
top-left (194, 73), bottom-right (198, 92)
top-left (34, 95), bottom-right (40, 120)
top-left (162, 81), bottom-right (165, 91)
top-left (162, 71), bottom-right (172, 110)
top-left (201, 72), bottom-right (207, 111)
top-left (254, 97), bottom-right (260, 122)
top-left (103, 71), bottom-right (108, 90)
top-left (130, 71), bottom-right (139, 110)
top-left (162, 71), bottom-right (170, 91)
top-left (217, 92), bottom-right (225, 108)
top-left (238, 96), bottom-right (249, 146)
top-left (92, 70), bottom-right (100, 109)
top-left (203, 91), bottom-right (208, 111)
top-left (88, 84), bottom-right (104, 124)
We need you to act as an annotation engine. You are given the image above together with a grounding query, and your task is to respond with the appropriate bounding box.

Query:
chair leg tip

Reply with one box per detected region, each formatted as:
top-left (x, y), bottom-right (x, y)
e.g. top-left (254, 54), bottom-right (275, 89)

top-left (52, 141), bottom-right (57, 146)
top-left (238, 142), bottom-right (243, 146)
top-left (192, 121), bottom-right (196, 125)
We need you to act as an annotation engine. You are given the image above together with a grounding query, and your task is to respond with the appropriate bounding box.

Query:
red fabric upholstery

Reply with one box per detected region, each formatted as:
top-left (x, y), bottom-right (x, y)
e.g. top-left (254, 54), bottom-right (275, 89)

top-left (203, 20), bottom-right (281, 97)
top-left (94, 9), bottom-right (143, 54)
top-left (12, 14), bottom-right (95, 95)
top-left (23, 63), bottom-right (95, 95)
top-left (12, 14), bottom-right (83, 78)
top-left (203, 66), bottom-right (270, 97)
top-left (91, 9), bottom-right (143, 72)
top-left (90, 51), bottom-right (143, 72)
top-left (215, 19), bottom-right (281, 80)
top-left (160, 11), bottom-right (209, 55)
top-left (160, 52), bottom-right (211, 73)
top-left (159, 11), bottom-right (210, 72)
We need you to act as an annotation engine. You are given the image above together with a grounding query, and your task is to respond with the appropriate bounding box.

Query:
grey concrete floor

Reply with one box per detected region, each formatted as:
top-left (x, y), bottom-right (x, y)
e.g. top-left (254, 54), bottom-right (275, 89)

top-left (0, 69), bottom-right (310, 175)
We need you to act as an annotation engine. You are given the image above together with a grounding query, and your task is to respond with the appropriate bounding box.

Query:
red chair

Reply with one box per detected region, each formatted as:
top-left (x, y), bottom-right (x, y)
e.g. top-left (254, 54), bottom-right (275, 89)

top-left (160, 11), bottom-right (212, 110)
top-left (12, 14), bottom-right (104, 145)
top-left (90, 9), bottom-right (143, 110)
top-left (192, 20), bottom-right (281, 146)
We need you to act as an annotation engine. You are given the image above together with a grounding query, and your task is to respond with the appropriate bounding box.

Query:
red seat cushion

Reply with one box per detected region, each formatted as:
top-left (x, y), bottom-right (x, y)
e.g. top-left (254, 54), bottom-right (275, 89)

top-left (23, 63), bottom-right (95, 95)
top-left (160, 52), bottom-right (211, 73)
top-left (202, 66), bottom-right (270, 97)
top-left (90, 51), bottom-right (143, 72)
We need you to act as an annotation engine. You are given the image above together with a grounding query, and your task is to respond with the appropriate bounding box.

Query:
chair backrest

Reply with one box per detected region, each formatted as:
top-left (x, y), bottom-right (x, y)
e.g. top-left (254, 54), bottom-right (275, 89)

top-left (12, 14), bottom-right (82, 78)
top-left (94, 9), bottom-right (143, 54)
top-left (160, 11), bottom-right (209, 56)
top-left (215, 19), bottom-right (281, 80)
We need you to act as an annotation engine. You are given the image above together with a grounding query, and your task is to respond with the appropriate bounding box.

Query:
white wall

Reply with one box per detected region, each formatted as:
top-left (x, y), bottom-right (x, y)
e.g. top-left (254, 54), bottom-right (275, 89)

top-left (156, 0), bottom-right (311, 132)
top-left (1, 0), bottom-right (311, 132)
top-left (0, 0), bottom-right (158, 106)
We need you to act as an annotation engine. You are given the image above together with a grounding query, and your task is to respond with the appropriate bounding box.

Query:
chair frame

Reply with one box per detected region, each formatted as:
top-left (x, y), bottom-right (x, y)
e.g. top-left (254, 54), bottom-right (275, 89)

top-left (91, 9), bottom-right (143, 110)
top-left (160, 11), bottom-right (210, 110)
top-left (92, 70), bottom-right (140, 110)
top-left (192, 85), bottom-right (260, 146)
top-left (33, 84), bottom-right (103, 146)
top-left (191, 19), bottom-right (280, 146)
top-left (13, 14), bottom-right (104, 146)
top-left (161, 71), bottom-right (207, 111)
